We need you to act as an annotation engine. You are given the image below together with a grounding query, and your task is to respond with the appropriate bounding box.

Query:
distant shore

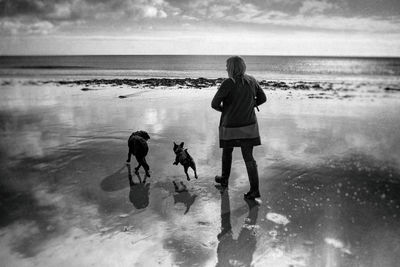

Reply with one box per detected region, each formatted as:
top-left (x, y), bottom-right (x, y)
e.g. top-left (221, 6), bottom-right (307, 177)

top-left (44, 77), bottom-right (399, 100)
top-left (1, 76), bottom-right (399, 101)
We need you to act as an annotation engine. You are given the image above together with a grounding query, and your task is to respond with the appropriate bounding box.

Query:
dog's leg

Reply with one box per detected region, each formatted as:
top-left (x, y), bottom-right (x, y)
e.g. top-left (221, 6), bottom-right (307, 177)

top-left (134, 160), bottom-right (141, 174)
top-left (184, 165), bottom-right (190, 181)
top-left (134, 165), bottom-right (140, 174)
top-left (127, 151), bottom-right (132, 163)
top-left (137, 156), bottom-right (150, 177)
top-left (142, 158), bottom-right (151, 177)
top-left (173, 155), bottom-right (179, 165)
top-left (191, 163), bottom-right (198, 179)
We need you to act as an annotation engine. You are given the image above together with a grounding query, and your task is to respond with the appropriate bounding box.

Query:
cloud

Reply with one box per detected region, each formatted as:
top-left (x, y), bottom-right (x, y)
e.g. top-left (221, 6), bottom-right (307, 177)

top-left (140, 5), bottom-right (168, 18)
top-left (0, 18), bottom-right (55, 35)
top-left (202, 1), bottom-right (400, 33)
top-left (0, 0), bottom-right (171, 21)
top-left (262, 14), bottom-right (400, 33)
top-left (0, 0), bottom-right (176, 35)
top-left (163, 0), bottom-right (400, 34)
top-left (299, 0), bottom-right (337, 14)
top-left (47, 2), bottom-right (74, 20)
top-left (207, 4), bottom-right (232, 19)
top-left (0, 0), bottom-right (49, 17)
top-left (163, 0), bottom-right (241, 20)
top-left (0, 0), bottom-right (400, 55)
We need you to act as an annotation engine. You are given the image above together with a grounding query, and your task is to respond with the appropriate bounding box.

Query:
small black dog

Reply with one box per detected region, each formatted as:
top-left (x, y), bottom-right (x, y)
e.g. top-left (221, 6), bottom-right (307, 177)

top-left (173, 142), bottom-right (198, 181)
top-left (127, 130), bottom-right (151, 177)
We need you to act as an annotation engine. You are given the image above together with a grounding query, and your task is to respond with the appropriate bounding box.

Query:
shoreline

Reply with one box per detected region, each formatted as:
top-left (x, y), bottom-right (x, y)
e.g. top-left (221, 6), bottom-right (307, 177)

top-left (48, 78), bottom-right (400, 92)
top-left (0, 77), bottom-right (394, 101)
top-left (1, 76), bottom-right (398, 92)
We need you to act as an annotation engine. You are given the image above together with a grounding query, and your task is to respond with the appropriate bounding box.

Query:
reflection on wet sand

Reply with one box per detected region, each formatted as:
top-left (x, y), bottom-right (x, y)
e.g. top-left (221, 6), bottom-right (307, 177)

top-left (173, 181), bottom-right (197, 214)
top-left (1, 82), bottom-right (400, 266)
top-left (216, 187), bottom-right (259, 267)
top-left (100, 165), bottom-right (128, 192)
top-left (128, 164), bottom-right (150, 209)
top-left (257, 153), bottom-right (400, 267)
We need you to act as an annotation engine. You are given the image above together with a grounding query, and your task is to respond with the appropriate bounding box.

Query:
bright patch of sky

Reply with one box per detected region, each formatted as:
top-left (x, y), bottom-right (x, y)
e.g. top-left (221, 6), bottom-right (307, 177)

top-left (0, 0), bottom-right (399, 56)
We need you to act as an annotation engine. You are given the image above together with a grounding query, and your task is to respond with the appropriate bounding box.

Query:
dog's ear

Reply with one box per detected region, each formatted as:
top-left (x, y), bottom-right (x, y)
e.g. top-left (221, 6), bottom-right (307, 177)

top-left (179, 142), bottom-right (184, 148)
top-left (173, 142), bottom-right (177, 149)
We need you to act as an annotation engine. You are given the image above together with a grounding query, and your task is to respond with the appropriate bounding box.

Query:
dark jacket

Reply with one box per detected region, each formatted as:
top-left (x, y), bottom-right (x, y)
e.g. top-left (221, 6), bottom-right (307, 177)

top-left (211, 75), bottom-right (266, 148)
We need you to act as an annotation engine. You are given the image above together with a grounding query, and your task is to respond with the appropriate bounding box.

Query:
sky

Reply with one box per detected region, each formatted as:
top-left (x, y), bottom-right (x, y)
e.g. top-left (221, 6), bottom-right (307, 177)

top-left (0, 0), bottom-right (399, 56)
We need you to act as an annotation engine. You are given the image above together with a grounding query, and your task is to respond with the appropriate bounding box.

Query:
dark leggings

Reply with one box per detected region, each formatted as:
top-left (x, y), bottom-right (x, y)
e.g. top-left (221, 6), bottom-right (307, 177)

top-left (223, 146), bottom-right (254, 163)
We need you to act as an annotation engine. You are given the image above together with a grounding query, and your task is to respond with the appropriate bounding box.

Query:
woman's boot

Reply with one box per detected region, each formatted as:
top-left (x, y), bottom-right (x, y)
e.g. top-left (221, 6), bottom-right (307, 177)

top-left (244, 161), bottom-right (260, 199)
top-left (215, 151), bottom-right (232, 187)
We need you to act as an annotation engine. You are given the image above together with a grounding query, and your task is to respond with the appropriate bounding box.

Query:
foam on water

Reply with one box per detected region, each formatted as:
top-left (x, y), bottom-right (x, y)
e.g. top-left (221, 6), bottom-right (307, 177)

top-left (266, 213), bottom-right (290, 225)
top-left (324, 237), bottom-right (352, 255)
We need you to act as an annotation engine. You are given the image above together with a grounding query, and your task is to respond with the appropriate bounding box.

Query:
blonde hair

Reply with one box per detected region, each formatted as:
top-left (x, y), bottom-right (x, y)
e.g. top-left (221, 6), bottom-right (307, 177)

top-left (226, 56), bottom-right (246, 79)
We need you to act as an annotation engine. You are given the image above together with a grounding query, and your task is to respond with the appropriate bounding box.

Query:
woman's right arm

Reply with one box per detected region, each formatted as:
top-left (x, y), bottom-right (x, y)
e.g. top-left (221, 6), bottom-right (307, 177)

top-left (211, 79), bottom-right (230, 112)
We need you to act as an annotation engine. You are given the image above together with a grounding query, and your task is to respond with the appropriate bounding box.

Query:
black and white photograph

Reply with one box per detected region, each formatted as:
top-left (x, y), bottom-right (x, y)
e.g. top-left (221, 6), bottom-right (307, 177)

top-left (0, 0), bottom-right (400, 266)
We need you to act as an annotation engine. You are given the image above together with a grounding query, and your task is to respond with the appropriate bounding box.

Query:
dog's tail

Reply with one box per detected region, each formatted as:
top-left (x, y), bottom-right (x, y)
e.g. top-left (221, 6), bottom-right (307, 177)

top-left (128, 133), bottom-right (135, 143)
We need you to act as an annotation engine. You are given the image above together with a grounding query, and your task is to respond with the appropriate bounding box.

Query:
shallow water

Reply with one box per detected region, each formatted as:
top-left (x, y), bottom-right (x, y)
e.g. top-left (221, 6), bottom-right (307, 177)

top-left (1, 81), bottom-right (400, 266)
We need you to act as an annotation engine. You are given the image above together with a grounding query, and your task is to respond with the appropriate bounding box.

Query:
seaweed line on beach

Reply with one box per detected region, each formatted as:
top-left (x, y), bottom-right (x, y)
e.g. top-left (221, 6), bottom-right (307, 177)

top-left (9, 78), bottom-right (398, 100)
top-left (52, 78), bottom-right (226, 89)
top-left (47, 78), bottom-right (364, 92)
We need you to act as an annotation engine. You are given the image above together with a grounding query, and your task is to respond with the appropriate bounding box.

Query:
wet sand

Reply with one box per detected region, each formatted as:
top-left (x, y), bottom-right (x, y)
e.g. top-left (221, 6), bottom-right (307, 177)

top-left (1, 79), bottom-right (400, 266)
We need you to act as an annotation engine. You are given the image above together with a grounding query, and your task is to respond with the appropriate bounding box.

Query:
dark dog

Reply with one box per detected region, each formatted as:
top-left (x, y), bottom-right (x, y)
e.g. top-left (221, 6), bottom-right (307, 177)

top-left (173, 142), bottom-right (198, 181)
top-left (127, 130), bottom-right (151, 177)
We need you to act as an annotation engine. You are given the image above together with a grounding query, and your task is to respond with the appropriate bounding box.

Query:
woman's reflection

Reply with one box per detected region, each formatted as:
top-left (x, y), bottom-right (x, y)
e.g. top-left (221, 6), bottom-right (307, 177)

top-left (216, 187), bottom-right (259, 267)
top-left (127, 164), bottom-right (150, 209)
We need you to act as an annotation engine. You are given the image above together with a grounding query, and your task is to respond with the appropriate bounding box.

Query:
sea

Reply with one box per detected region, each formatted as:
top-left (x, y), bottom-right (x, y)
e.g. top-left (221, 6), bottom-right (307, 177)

top-left (0, 55), bottom-right (400, 84)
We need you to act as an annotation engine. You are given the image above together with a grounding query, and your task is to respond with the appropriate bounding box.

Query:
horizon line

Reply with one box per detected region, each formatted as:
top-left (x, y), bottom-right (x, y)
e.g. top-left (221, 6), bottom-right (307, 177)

top-left (1, 54), bottom-right (400, 59)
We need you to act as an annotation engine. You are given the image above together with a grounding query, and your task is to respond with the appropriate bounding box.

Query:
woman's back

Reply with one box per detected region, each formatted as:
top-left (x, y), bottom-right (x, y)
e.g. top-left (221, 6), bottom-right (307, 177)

top-left (221, 77), bottom-right (257, 127)
top-left (212, 75), bottom-right (265, 128)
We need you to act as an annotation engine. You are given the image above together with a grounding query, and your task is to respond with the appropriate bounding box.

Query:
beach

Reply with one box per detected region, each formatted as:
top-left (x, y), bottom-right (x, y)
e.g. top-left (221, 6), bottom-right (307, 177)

top-left (1, 74), bottom-right (400, 267)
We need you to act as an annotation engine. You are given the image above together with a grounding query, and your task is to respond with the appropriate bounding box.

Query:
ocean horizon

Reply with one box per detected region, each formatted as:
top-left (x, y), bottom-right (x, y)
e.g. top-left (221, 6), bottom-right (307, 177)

top-left (1, 55), bottom-right (400, 82)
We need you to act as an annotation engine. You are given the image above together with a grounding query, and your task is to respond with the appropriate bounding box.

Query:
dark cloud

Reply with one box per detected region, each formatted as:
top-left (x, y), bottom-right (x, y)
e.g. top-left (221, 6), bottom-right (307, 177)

top-left (0, 0), bottom-right (173, 36)
top-left (0, 0), bottom-right (127, 21)
top-left (345, 0), bottom-right (400, 16)
top-left (0, 0), bottom-right (59, 17)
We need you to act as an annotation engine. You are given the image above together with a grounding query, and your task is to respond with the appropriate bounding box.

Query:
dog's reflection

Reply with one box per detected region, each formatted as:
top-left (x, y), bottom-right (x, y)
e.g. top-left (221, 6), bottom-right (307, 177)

top-left (127, 164), bottom-right (150, 209)
top-left (216, 187), bottom-right (259, 267)
top-left (172, 181), bottom-right (197, 215)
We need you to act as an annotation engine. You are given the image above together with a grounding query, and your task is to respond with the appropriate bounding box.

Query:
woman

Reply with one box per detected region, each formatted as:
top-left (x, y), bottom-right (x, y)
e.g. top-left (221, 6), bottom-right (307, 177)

top-left (211, 56), bottom-right (266, 199)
